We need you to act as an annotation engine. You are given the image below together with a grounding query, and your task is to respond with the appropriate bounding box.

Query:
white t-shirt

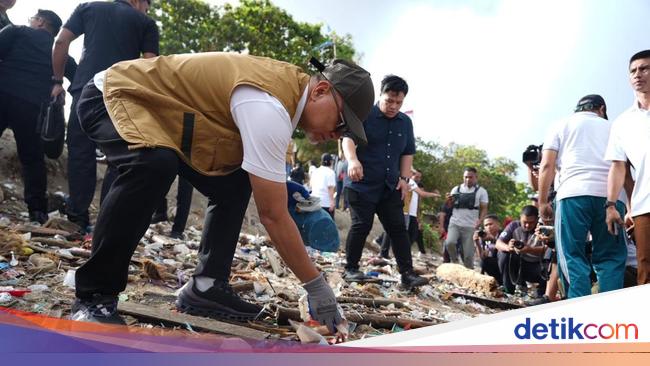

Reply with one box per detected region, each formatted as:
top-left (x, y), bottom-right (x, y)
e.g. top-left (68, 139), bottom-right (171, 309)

top-left (310, 165), bottom-right (336, 208)
top-left (408, 180), bottom-right (419, 216)
top-left (544, 111), bottom-right (624, 202)
top-left (94, 72), bottom-right (307, 184)
top-left (605, 103), bottom-right (650, 217)
top-left (449, 184), bottom-right (489, 228)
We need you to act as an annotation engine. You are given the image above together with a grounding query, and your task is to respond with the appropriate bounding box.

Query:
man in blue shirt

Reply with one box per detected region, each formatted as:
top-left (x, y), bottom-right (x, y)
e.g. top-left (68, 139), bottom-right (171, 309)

top-left (342, 75), bottom-right (428, 289)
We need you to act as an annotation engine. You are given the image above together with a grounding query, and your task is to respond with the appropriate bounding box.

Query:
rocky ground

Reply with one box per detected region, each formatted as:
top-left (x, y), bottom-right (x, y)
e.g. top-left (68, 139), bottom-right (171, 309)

top-left (0, 130), bottom-right (532, 344)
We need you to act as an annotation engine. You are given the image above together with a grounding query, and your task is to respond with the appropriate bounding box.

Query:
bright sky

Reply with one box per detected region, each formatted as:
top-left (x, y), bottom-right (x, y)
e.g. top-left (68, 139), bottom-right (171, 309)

top-left (8, 0), bottom-right (650, 181)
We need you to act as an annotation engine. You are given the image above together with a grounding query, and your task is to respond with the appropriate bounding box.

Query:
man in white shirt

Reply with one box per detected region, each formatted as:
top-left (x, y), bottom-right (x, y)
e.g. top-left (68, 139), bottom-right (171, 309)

top-left (444, 167), bottom-right (489, 268)
top-left (539, 94), bottom-right (626, 298)
top-left (310, 153), bottom-right (336, 218)
top-left (606, 49), bottom-right (650, 285)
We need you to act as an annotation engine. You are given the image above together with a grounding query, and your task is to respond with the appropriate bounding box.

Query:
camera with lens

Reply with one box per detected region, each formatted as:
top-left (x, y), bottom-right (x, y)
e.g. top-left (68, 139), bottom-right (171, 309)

top-left (477, 228), bottom-right (486, 238)
top-left (522, 144), bottom-right (543, 168)
top-left (513, 240), bottom-right (525, 250)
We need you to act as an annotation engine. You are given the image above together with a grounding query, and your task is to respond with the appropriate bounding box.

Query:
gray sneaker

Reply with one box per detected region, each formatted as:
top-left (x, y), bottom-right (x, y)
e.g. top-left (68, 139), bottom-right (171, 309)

top-left (176, 278), bottom-right (264, 321)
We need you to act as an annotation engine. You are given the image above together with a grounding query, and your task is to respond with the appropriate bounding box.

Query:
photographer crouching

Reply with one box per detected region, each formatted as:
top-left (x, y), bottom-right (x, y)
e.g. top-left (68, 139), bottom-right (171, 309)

top-left (496, 205), bottom-right (547, 297)
top-left (473, 214), bottom-right (502, 285)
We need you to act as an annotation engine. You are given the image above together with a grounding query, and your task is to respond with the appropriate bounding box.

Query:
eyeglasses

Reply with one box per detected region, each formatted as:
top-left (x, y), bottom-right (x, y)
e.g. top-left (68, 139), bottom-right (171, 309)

top-left (329, 87), bottom-right (348, 133)
top-left (28, 16), bottom-right (41, 22)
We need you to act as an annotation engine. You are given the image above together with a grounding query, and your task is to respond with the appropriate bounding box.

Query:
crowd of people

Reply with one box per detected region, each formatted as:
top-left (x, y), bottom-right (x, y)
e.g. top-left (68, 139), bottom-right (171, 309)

top-left (1, 1), bottom-right (649, 339)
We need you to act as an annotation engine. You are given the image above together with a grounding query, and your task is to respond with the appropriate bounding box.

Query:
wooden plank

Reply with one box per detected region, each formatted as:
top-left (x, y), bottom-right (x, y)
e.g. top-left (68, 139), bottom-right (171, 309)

top-left (450, 291), bottom-right (523, 310)
top-left (275, 306), bottom-right (437, 330)
top-left (117, 301), bottom-right (270, 340)
top-left (336, 296), bottom-right (405, 308)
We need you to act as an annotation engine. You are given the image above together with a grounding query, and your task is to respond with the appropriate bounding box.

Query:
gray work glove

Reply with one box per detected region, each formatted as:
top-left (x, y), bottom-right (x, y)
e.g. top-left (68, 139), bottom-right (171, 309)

top-left (303, 273), bottom-right (342, 333)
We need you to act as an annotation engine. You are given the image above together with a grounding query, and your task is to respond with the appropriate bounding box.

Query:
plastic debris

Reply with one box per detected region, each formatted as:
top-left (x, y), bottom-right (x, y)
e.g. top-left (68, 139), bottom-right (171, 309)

top-left (63, 269), bottom-right (76, 288)
top-left (9, 251), bottom-right (18, 267)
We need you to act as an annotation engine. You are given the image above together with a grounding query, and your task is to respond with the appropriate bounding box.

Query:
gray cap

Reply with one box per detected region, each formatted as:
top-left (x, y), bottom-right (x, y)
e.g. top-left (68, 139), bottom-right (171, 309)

top-left (311, 58), bottom-right (374, 145)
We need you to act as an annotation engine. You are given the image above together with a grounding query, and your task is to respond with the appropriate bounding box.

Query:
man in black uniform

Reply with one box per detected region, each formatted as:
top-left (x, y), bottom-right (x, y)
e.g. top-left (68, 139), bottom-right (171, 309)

top-left (51, 0), bottom-right (159, 231)
top-left (0, 9), bottom-right (76, 223)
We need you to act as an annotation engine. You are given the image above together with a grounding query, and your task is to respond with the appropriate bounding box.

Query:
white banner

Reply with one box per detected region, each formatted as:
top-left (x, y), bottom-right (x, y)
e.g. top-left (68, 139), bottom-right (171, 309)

top-left (343, 285), bottom-right (649, 347)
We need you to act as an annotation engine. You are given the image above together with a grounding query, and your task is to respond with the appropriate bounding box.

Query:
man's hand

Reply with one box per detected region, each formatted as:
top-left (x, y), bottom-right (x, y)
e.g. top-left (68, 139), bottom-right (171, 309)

top-left (472, 231), bottom-right (480, 242)
top-left (606, 206), bottom-right (624, 235)
top-left (303, 274), bottom-right (343, 334)
top-left (347, 158), bottom-right (363, 182)
top-left (51, 84), bottom-right (64, 98)
top-left (329, 203), bottom-right (335, 213)
top-left (539, 202), bottom-right (554, 224)
top-left (507, 239), bottom-right (516, 253)
top-left (396, 178), bottom-right (408, 200)
top-left (625, 212), bottom-right (634, 229)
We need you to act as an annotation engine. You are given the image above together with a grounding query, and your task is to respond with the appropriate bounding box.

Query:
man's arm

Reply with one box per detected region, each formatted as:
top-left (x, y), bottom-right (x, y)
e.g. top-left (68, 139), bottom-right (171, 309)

top-left (606, 160), bottom-right (627, 234)
top-left (525, 162), bottom-right (539, 191)
top-left (413, 186), bottom-right (440, 198)
top-left (538, 149), bottom-right (557, 222)
top-left (328, 185), bottom-right (335, 212)
top-left (343, 137), bottom-right (363, 181)
top-left (249, 174), bottom-right (320, 282)
top-left (396, 155), bottom-right (413, 200)
top-left (51, 28), bottom-right (77, 97)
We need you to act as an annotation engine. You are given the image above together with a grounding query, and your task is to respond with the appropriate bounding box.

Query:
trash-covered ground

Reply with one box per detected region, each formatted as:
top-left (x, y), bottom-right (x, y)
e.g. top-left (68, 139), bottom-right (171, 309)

top-left (0, 131), bottom-right (532, 344)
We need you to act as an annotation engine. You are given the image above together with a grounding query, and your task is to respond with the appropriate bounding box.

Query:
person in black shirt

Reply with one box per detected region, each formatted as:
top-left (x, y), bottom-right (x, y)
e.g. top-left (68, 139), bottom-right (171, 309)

top-left (0, 0), bottom-right (15, 29)
top-left (0, 9), bottom-right (76, 224)
top-left (51, 0), bottom-right (159, 231)
top-left (342, 75), bottom-right (428, 289)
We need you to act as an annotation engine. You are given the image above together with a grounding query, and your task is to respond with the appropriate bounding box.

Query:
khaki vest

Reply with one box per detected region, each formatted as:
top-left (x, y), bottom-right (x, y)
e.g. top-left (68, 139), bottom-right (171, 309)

top-left (103, 52), bottom-right (310, 176)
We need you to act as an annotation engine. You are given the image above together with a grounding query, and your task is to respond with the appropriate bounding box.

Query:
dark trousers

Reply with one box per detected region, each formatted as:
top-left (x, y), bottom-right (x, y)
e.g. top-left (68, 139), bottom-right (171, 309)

top-left (335, 180), bottom-right (348, 209)
top-left (345, 187), bottom-right (413, 274)
top-left (497, 251), bottom-right (547, 296)
top-left (74, 83), bottom-right (251, 299)
top-left (66, 90), bottom-right (105, 227)
top-left (0, 92), bottom-right (47, 213)
top-left (380, 215), bottom-right (426, 257)
top-left (154, 176), bottom-right (194, 233)
top-left (481, 256), bottom-right (502, 285)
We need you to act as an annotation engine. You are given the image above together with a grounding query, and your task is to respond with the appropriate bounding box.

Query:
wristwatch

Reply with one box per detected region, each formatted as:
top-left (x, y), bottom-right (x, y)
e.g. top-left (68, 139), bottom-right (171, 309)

top-left (399, 176), bottom-right (409, 182)
top-left (604, 200), bottom-right (617, 209)
top-left (51, 76), bottom-right (63, 85)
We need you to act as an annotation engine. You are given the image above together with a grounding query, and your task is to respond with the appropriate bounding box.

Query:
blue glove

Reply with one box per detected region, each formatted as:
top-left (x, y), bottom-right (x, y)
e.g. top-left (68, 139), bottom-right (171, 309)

top-left (303, 273), bottom-right (342, 333)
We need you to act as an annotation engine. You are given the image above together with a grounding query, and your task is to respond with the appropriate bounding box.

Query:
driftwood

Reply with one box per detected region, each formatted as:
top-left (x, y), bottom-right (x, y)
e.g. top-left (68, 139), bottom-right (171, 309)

top-left (450, 291), bottom-right (523, 310)
top-left (336, 296), bottom-right (406, 309)
top-left (117, 301), bottom-right (270, 340)
top-left (275, 306), bottom-right (436, 330)
top-left (26, 243), bottom-right (75, 260)
top-left (435, 263), bottom-right (497, 295)
top-left (30, 237), bottom-right (79, 249)
top-left (15, 224), bottom-right (81, 240)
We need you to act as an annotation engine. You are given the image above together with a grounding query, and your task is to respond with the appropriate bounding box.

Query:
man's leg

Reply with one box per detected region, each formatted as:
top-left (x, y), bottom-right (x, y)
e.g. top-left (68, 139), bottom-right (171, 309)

top-left (409, 216), bottom-right (426, 254)
top-left (459, 226), bottom-right (476, 269)
top-left (175, 167), bottom-right (264, 320)
top-left (74, 84), bottom-right (178, 299)
top-left (171, 177), bottom-right (194, 235)
top-left (335, 180), bottom-right (343, 209)
top-left (444, 224), bottom-right (462, 263)
top-left (483, 257), bottom-right (502, 285)
top-left (520, 260), bottom-right (547, 297)
top-left (633, 213), bottom-right (650, 285)
top-left (344, 188), bottom-right (376, 272)
top-left (6, 95), bottom-right (48, 220)
top-left (497, 251), bottom-right (517, 294)
top-left (379, 231), bottom-right (391, 259)
top-left (590, 197), bottom-right (626, 293)
top-left (183, 168), bottom-right (251, 283)
top-left (66, 91), bottom-right (97, 229)
top-left (376, 190), bottom-right (414, 275)
top-left (555, 197), bottom-right (593, 298)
